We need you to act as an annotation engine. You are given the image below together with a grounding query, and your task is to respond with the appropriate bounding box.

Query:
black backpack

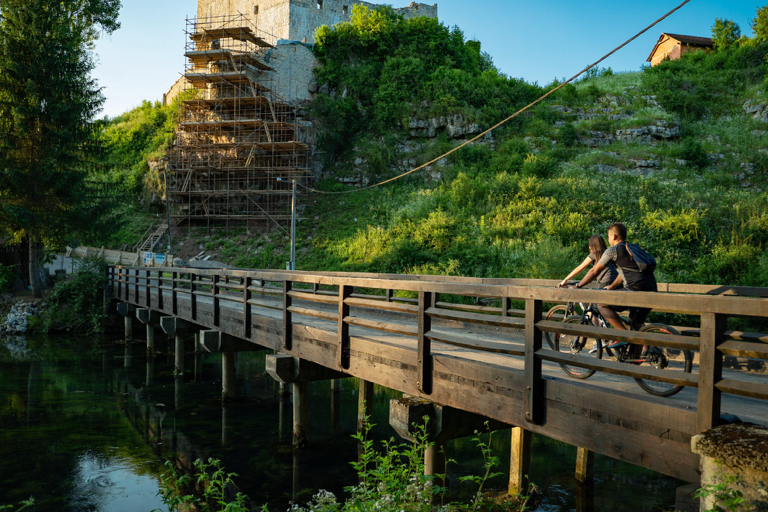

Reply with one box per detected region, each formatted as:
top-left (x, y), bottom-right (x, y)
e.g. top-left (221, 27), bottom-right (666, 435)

top-left (621, 242), bottom-right (657, 273)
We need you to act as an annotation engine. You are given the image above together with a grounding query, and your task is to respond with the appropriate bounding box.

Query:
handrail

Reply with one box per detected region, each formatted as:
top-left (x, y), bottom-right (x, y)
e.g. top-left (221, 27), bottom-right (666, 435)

top-left (107, 264), bottom-right (768, 439)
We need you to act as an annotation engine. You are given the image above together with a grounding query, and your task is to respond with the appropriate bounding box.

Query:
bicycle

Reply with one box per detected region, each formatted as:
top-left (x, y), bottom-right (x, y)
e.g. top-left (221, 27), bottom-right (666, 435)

top-left (545, 284), bottom-right (694, 397)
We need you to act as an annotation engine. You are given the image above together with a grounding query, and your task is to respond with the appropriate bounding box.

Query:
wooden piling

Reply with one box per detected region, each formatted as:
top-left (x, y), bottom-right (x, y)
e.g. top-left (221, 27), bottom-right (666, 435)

top-left (575, 447), bottom-right (595, 483)
top-left (424, 442), bottom-right (446, 481)
top-left (146, 324), bottom-right (155, 356)
top-left (124, 315), bottom-right (133, 340)
top-left (174, 334), bottom-right (184, 374)
top-left (222, 349), bottom-right (236, 401)
top-left (293, 381), bottom-right (308, 448)
top-left (509, 427), bottom-right (532, 495)
top-left (357, 379), bottom-right (374, 434)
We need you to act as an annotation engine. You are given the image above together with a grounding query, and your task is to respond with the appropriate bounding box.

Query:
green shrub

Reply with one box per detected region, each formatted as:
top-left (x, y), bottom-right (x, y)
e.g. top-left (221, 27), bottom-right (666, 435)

top-left (31, 257), bottom-right (107, 334)
top-left (557, 123), bottom-right (578, 147)
top-left (521, 153), bottom-right (556, 178)
top-left (673, 138), bottom-right (710, 170)
top-left (0, 264), bottom-right (15, 294)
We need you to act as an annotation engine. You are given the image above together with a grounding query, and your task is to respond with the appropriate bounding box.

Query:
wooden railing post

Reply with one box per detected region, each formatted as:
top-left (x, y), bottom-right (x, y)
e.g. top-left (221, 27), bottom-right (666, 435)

top-left (337, 285), bottom-right (353, 369)
top-left (145, 269), bottom-right (151, 308)
top-left (524, 298), bottom-right (543, 424)
top-left (212, 274), bottom-right (220, 327)
top-left (157, 269), bottom-right (164, 311)
top-left (697, 312), bottom-right (727, 432)
top-left (243, 276), bottom-right (252, 339)
top-left (116, 267), bottom-right (123, 300)
top-left (502, 297), bottom-right (511, 317)
top-left (417, 291), bottom-right (434, 394)
top-left (133, 268), bottom-right (139, 303)
top-left (171, 271), bottom-right (177, 315)
top-left (386, 288), bottom-right (393, 302)
top-left (283, 280), bottom-right (292, 350)
top-left (190, 272), bottom-right (197, 321)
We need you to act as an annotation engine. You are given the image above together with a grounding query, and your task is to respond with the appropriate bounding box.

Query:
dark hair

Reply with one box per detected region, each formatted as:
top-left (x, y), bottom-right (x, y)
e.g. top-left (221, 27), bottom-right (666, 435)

top-left (588, 235), bottom-right (607, 261)
top-left (609, 222), bottom-right (627, 241)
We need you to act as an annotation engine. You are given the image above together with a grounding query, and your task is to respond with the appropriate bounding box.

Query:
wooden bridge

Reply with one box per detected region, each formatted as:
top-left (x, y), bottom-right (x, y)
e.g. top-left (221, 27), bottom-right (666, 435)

top-left (108, 265), bottom-right (768, 485)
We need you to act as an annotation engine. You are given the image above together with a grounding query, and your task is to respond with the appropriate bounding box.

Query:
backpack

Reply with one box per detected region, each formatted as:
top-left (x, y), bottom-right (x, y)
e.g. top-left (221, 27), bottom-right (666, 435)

top-left (621, 242), bottom-right (657, 273)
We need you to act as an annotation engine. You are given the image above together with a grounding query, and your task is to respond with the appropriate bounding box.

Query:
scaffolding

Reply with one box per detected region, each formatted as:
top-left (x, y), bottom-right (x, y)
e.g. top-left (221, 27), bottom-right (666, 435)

top-left (167, 14), bottom-right (311, 229)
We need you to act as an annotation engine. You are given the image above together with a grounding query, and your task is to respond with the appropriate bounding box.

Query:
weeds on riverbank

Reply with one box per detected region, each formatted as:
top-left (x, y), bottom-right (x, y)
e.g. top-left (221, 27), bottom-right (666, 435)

top-left (29, 256), bottom-right (108, 334)
top-left (0, 498), bottom-right (34, 511)
top-left (155, 414), bottom-right (535, 512)
top-left (154, 458), bottom-right (248, 512)
top-left (292, 415), bottom-right (535, 511)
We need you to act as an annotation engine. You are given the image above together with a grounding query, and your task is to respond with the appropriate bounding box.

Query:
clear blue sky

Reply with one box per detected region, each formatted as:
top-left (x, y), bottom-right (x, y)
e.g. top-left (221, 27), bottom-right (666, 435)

top-left (93, 0), bottom-right (764, 118)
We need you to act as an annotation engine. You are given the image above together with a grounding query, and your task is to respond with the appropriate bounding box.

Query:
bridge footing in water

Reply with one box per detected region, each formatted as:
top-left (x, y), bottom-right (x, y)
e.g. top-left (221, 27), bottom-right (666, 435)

top-left (266, 354), bottom-right (348, 447)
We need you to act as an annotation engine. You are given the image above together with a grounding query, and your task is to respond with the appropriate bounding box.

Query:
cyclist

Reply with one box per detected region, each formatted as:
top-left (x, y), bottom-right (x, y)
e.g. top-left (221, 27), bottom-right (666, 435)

top-left (558, 235), bottom-right (618, 289)
top-left (573, 223), bottom-right (657, 335)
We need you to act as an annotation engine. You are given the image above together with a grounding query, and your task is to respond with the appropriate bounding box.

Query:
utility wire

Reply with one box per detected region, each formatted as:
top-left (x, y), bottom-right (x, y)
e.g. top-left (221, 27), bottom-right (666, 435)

top-left (297, 0), bottom-right (691, 195)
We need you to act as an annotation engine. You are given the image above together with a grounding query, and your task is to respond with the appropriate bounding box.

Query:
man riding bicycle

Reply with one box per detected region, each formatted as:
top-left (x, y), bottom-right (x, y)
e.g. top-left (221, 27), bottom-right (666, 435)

top-left (573, 222), bottom-right (657, 332)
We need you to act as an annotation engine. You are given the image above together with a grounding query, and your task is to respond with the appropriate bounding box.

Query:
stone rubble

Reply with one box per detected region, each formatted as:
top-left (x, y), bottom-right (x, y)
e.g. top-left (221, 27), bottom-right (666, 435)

top-left (0, 300), bottom-right (38, 335)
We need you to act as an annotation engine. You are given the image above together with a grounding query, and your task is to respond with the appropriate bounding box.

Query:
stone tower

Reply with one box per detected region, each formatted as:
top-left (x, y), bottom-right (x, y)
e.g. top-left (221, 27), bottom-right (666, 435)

top-left (197, 0), bottom-right (437, 43)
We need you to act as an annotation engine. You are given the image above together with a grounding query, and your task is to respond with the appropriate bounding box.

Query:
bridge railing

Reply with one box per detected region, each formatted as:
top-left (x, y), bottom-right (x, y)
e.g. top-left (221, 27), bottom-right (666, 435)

top-left (108, 265), bottom-right (768, 434)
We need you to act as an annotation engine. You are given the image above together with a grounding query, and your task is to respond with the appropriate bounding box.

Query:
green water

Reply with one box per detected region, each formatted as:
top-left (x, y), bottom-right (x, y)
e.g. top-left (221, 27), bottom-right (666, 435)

top-left (0, 335), bottom-right (681, 511)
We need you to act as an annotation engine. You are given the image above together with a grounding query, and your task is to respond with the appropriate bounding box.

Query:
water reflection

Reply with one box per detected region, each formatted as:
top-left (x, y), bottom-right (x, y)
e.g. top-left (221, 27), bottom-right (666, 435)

top-left (70, 452), bottom-right (161, 512)
top-left (0, 335), bottom-right (681, 511)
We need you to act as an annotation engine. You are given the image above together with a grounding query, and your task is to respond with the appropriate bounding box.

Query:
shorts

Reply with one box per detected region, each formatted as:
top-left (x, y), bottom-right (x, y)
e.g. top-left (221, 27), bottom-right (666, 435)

top-left (602, 288), bottom-right (652, 327)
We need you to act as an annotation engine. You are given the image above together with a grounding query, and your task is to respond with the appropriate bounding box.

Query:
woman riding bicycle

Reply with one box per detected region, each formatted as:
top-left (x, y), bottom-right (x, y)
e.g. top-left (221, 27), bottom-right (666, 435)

top-left (558, 235), bottom-right (618, 290)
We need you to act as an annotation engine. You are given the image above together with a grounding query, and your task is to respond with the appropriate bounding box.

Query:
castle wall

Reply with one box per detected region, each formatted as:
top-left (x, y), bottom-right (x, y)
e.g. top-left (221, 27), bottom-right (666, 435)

top-left (261, 42), bottom-right (317, 103)
top-left (197, 0), bottom-right (292, 41)
top-left (197, 0), bottom-right (437, 43)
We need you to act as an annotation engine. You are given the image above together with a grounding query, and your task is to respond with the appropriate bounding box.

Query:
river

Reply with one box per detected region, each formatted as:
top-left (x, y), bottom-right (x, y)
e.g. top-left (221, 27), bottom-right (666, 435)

top-left (0, 335), bottom-right (682, 511)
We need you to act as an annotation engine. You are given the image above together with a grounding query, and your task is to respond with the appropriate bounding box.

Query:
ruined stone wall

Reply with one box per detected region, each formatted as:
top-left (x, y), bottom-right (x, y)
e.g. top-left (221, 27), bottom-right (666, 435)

top-left (197, 0), bottom-right (437, 43)
top-left (260, 42), bottom-right (317, 103)
top-left (197, 0), bottom-right (291, 41)
top-left (163, 75), bottom-right (190, 106)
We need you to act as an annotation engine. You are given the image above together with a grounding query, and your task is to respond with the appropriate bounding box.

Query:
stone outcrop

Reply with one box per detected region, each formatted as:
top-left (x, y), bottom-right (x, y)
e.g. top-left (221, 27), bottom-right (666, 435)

top-left (743, 99), bottom-right (768, 122)
top-left (615, 121), bottom-right (679, 143)
top-left (409, 114), bottom-right (481, 139)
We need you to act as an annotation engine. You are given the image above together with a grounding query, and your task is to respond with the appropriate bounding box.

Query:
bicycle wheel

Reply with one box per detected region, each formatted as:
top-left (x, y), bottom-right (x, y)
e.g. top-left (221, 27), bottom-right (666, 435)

top-left (544, 305), bottom-right (571, 350)
top-left (633, 324), bottom-right (693, 397)
top-left (553, 315), bottom-right (602, 379)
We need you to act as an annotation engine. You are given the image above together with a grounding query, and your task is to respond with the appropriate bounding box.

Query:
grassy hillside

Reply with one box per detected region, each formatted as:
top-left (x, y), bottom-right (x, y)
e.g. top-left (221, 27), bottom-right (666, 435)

top-left (204, 7), bottom-right (768, 290)
top-left (96, 6), bottom-right (768, 290)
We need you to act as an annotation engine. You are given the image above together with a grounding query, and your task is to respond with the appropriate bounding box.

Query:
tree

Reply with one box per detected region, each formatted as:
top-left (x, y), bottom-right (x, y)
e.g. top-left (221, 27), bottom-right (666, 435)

top-left (711, 18), bottom-right (741, 50)
top-left (752, 5), bottom-right (768, 42)
top-left (0, 0), bottom-right (120, 297)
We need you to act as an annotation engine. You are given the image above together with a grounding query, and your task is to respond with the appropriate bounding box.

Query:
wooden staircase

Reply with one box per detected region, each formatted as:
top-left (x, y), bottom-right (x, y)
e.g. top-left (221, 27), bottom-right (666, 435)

top-left (133, 221), bottom-right (168, 253)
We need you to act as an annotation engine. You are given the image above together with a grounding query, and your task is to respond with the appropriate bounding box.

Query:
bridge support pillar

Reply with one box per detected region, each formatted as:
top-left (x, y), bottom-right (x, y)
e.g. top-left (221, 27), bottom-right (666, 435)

top-left (293, 381), bottom-right (309, 448)
top-left (136, 309), bottom-right (160, 357)
top-left (389, 397), bottom-right (508, 482)
top-left (265, 354), bottom-right (348, 447)
top-left (222, 350), bottom-right (236, 401)
top-left (116, 303), bottom-right (136, 340)
top-left (509, 426), bottom-right (532, 494)
top-left (200, 330), bottom-right (269, 401)
top-left (161, 317), bottom-right (197, 375)
top-left (574, 446), bottom-right (594, 483)
top-left (330, 379), bottom-right (342, 429)
top-left (357, 379), bottom-right (374, 434)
